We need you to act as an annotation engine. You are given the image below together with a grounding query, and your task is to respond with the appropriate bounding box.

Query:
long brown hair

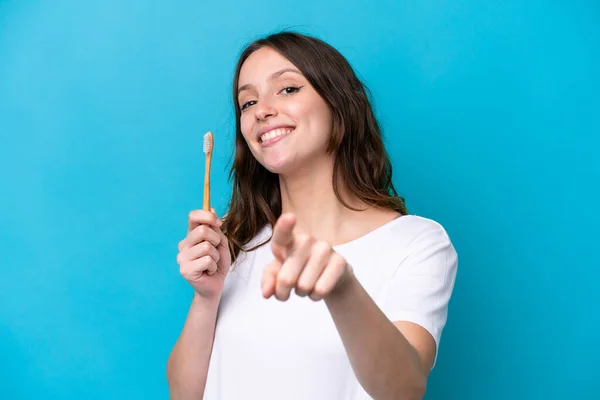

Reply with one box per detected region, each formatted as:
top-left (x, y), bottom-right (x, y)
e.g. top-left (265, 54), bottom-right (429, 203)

top-left (222, 31), bottom-right (408, 262)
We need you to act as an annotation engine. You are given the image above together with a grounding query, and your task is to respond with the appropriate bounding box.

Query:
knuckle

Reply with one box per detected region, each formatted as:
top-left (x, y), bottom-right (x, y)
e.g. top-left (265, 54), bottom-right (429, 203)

top-left (309, 292), bottom-right (322, 301)
top-left (332, 253), bottom-right (346, 266)
top-left (314, 240), bottom-right (332, 255)
top-left (298, 234), bottom-right (313, 247)
top-left (296, 281), bottom-right (313, 293)
top-left (277, 275), bottom-right (295, 288)
top-left (313, 286), bottom-right (328, 298)
top-left (196, 225), bottom-right (207, 236)
top-left (205, 257), bottom-right (217, 269)
top-left (198, 256), bottom-right (211, 268)
top-left (204, 244), bottom-right (220, 261)
top-left (179, 263), bottom-right (188, 277)
top-left (200, 241), bottom-right (212, 253)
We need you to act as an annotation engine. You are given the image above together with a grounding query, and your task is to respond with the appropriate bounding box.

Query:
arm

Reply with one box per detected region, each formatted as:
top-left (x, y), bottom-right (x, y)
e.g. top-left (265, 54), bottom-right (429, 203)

top-left (324, 224), bottom-right (457, 400)
top-left (263, 214), bottom-right (457, 400)
top-left (324, 274), bottom-right (432, 400)
top-left (168, 209), bottom-right (231, 399)
top-left (166, 293), bottom-right (220, 400)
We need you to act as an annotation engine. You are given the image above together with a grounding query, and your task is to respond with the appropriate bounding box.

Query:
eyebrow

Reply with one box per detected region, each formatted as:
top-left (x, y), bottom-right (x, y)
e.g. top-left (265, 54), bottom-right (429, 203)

top-left (237, 68), bottom-right (302, 95)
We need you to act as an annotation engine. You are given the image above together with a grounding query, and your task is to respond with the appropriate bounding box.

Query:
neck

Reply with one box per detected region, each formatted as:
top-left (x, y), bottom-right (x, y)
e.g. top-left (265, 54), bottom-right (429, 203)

top-left (278, 157), bottom-right (366, 242)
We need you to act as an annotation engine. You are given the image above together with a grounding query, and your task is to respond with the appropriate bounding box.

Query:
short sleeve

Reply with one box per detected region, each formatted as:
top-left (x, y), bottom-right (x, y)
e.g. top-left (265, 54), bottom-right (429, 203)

top-left (381, 220), bottom-right (458, 364)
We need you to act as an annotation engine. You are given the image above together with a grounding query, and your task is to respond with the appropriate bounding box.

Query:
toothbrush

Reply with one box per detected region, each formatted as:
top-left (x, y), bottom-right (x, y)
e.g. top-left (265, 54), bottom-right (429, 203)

top-left (203, 131), bottom-right (213, 212)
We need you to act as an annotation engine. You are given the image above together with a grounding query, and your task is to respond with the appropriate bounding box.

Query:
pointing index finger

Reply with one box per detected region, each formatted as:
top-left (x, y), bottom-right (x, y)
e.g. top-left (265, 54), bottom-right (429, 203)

top-left (271, 213), bottom-right (296, 261)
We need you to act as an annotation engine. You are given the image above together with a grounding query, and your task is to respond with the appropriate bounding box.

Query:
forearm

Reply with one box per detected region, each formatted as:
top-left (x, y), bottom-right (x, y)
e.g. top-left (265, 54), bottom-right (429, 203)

top-left (167, 293), bottom-right (220, 400)
top-left (324, 274), bottom-right (426, 400)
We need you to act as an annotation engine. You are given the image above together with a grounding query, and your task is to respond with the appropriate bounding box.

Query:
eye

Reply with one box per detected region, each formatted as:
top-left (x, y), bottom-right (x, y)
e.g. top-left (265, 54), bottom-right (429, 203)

top-left (280, 86), bottom-right (303, 95)
top-left (240, 100), bottom-right (256, 112)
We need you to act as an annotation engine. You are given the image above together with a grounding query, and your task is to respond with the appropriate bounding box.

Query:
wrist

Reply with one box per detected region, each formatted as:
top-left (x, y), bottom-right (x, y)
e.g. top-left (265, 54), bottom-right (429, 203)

top-left (192, 291), bottom-right (222, 309)
top-left (326, 264), bottom-right (356, 301)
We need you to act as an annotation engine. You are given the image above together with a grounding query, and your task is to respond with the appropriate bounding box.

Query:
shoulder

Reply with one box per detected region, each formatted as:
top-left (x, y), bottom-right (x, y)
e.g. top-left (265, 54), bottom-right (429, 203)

top-left (383, 214), bottom-right (458, 273)
top-left (389, 214), bottom-right (454, 247)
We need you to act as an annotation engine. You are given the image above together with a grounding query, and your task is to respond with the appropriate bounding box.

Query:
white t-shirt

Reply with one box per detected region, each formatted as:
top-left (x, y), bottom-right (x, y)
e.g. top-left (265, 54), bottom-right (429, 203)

top-left (203, 214), bottom-right (458, 400)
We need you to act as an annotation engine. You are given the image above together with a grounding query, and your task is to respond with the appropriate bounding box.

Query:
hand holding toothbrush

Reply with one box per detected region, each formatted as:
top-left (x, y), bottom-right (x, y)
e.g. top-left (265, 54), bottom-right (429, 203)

top-left (176, 132), bottom-right (232, 300)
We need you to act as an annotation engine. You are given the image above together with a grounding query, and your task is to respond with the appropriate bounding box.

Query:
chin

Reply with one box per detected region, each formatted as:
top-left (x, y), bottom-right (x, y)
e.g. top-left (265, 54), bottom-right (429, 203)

top-left (259, 156), bottom-right (297, 175)
top-left (262, 162), bottom-right (292, 175)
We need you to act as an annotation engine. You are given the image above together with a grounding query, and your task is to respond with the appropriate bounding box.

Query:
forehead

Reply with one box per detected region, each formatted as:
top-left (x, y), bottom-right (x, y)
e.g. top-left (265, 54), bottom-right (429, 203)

top-left (238, 47), bottom-right (297, 87)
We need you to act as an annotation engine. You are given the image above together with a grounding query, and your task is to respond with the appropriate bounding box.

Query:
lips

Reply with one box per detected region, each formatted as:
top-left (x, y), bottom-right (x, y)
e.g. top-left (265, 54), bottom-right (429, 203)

top-left (258, 126), bottom-right (295, 143)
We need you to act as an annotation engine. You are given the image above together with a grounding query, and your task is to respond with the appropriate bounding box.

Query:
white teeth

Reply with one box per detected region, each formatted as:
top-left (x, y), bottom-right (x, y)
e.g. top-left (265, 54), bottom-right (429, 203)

top-left (260, 128), bottom-right (294, 143)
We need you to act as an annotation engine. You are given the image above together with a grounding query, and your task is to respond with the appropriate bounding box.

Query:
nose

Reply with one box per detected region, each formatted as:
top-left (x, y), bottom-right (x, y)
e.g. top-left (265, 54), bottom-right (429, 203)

top-left (254, 99), bottom-right (278, 121)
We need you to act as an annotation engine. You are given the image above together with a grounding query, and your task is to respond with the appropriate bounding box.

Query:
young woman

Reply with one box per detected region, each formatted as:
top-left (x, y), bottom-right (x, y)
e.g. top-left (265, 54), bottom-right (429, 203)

top-left (167, 32), bottom-right (458, 400)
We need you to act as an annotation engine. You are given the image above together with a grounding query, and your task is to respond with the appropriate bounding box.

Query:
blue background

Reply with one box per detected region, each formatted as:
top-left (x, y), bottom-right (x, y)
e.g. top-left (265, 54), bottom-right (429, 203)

top-left (1, 1), bottom-right (598, 399)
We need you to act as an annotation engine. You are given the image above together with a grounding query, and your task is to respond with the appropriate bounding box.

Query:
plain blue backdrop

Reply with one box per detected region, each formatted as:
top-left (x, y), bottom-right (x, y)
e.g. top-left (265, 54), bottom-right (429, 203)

top-left (1, 0), bottom-right (598, 399)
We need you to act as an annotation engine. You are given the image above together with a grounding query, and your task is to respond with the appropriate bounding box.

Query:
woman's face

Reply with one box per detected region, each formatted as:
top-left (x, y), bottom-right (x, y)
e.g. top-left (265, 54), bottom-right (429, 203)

top-left (237, 46), bottom-right (334, 175)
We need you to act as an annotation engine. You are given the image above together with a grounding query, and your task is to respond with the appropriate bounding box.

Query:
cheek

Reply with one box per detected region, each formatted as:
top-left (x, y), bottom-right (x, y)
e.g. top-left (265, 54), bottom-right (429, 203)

top-left (317, 105), bottom-right (333, 132)
top-left (239, 113), bottom-right (254, 142)
top-left (304, 102), bottom-right (334, 138)
top-left (313, 96), bottom-right (333, 126)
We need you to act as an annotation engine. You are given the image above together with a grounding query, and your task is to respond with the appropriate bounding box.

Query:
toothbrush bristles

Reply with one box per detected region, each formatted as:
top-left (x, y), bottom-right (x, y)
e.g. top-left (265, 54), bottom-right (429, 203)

top-left (203, 132), bottom-right (213, 153)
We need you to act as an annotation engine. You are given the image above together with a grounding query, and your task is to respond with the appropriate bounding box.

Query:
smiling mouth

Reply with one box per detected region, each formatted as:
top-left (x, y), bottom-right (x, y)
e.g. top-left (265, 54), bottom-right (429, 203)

top-left (259, 127), bottom-right (295, 143)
